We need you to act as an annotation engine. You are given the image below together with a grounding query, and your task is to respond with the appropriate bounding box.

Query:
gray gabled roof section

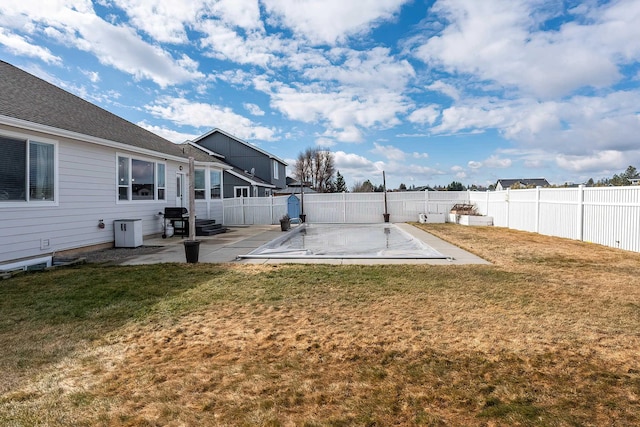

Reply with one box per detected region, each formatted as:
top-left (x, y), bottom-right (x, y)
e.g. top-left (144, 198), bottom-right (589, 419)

top-left (0, 60), bottom-right (213, 163)
top-left (192, 128), bottom-right (288, 165)
top-left (227, 167), bottom-right (275, 187)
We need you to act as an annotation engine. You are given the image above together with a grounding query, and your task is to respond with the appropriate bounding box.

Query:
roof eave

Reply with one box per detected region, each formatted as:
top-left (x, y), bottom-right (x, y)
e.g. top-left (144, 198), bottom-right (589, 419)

top-left (1, 114), bottom-right (194, 164)
top-left (226, 169), bottom-right (276, 187)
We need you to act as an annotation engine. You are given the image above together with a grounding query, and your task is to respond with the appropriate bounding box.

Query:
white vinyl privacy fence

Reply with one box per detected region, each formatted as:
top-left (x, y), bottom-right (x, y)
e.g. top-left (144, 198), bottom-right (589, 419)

top-left (470, 186), bottom-right (640, 253)
top-left (222, 191), bottom-right (469, 225)
top-left (223, 186), bottom-right (640, 253)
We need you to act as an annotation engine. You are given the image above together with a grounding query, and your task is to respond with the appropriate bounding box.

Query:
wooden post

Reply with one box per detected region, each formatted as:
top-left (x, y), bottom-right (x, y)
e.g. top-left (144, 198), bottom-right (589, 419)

top-left (383, 171), bottom-right (389, 222)
top-left (188, 157), bottom-right (196, 241)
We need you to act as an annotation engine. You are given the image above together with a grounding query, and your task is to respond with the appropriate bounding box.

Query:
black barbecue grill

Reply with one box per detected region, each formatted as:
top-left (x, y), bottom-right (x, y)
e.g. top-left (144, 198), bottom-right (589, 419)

top-left (162, 207), bottom-right (189, 238)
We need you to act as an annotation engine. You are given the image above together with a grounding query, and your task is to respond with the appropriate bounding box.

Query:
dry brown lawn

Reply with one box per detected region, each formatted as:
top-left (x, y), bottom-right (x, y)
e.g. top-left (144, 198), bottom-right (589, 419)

top-left (1, 223), bottom-right (640, 426)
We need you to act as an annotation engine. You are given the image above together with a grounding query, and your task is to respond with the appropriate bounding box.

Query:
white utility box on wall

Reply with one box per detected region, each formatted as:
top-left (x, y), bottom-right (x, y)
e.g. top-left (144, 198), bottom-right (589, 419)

top-left (114, 219), bottom-right (143, 248)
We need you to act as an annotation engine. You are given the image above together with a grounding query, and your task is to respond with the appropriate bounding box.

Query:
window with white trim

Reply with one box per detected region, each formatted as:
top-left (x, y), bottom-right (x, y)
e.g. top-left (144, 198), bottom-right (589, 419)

top-left (235, 186), bottom-right (249, 198)
top-left (157, 163), bottom-right (166, 199)
top-left (194, 169), bottom-right (206, 199)
top-left (272, 159), bottom-right (279, 180)
top-left (0, 135), bottom-right (55, 202)
top-left (210, 170), bottom-right (221, 199)
top-left (117, 155), bottom-right (165, 201)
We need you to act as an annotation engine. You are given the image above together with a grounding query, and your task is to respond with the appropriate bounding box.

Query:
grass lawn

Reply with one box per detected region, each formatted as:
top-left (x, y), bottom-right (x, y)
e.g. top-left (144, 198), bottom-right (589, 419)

top-left (1, 223), bottom-right (639, 426)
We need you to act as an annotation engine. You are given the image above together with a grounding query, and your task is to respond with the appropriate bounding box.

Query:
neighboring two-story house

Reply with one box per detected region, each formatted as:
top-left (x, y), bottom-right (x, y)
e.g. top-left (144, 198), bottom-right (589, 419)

top-left (190, 129), bottom-right (287, 198)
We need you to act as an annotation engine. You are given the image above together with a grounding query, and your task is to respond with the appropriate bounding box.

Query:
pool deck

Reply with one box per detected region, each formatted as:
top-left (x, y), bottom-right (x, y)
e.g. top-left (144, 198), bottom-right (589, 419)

top-left (118, 223), bottom-right (490, 266)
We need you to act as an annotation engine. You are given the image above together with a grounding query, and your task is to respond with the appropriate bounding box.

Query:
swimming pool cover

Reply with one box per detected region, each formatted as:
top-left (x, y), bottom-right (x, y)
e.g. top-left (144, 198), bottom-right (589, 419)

top-left (240, 223), bottom-right (448, 259)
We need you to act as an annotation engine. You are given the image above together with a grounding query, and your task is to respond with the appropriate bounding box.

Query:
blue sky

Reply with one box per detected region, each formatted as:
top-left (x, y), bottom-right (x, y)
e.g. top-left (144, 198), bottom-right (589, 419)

top-left (1, 0), bottom-right (639, 189)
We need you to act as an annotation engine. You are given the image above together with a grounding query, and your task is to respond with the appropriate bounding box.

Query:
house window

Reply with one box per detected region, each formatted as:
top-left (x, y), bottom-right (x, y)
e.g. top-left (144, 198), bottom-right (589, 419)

top-left (235, 186), bottom-right (249, 198)
top-left (157, 163), bottom-right (165, 200)
top-left (265, 189), bottom-right (272, 197)
top-left (272, 160), bottom-right (279, 180)
top-left (194, 169), bottom-right (205, 199)
top-left (117, 155), bottom-right (165, 201)
top-left (210, 170), bottom-right (221, 199)
top-left (0, 135), bottom-right (55, 202)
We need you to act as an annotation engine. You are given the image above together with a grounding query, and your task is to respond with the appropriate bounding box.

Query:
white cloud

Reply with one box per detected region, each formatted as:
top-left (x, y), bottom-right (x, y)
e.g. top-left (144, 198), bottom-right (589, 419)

top-left (303, 47), bottom-right (415, 91)
top-left (467, 161), bottom-right (482, 169)
top-left (244, 102), bottom-right (265, 116)
top-left (137, 121), bottom-right (199, 143)
top-left (110, 0), bottom-right (201, 43)
top-left (414, 0), bottom-right (640, 99)
top-left (371, 142), bottom-right (406, 161)
top-left (483, 155), bottom-right (512, 168)
top-left (112, 0), bottom-right (263, 44)
top-left (334, 150), bottom-right (382, 171)
top-left (267, 83), bottom-right (410, 142)
top-left (426, 81), bottom-right (460, 101)
top-left (315, 137), bottom-right (337, 148)
top-left (0, 2), bottom-right (204, 87)
top-left (412, 152), bottom-right (429, 159)
top-left (407, 105), bottom-right (439, 125)
top-left (262, 0), bottom-right (409, 45)
top-left (198, 20), bottom-right (279, 67)
top-left (430, 89), bottom-right (640, 168)
top-left (466, 155), bottom-right (511, 171)
top-left (0, 29), bottom-right (61, 64)
top-left (145, 96), bottom-right (277, 141)
top-left (80, 69), bottom-right (100, 83)
top-left (556, 150), bottom-right (628, 173)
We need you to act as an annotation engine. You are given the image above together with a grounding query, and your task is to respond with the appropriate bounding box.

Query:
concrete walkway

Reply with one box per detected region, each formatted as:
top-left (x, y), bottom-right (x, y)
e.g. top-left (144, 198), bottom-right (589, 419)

top-left (120, 223), bottom-right (489, 266)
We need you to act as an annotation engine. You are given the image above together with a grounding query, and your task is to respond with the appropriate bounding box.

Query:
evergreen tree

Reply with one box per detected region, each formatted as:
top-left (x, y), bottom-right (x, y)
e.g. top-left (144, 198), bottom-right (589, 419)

top-left (335, 171), bottom-right (347, 192)
top-left (447, 181), bottom-right (464, 191)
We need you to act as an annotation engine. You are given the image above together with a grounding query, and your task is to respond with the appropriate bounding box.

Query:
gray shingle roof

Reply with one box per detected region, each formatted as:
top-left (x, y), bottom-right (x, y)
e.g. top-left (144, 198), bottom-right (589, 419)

top-left (497, 178), bottom-right (550, 188)
top-left (0, 60), bottom-right (212, 163)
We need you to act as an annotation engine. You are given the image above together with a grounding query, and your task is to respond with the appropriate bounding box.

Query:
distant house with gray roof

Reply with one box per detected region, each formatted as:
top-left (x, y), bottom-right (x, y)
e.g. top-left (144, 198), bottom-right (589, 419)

top-left (0, 60), bottom-right (229, 266)
top-left (189, 128), bottom-right (287, 198)
top-left (495, 178), bottom-right (550, 190)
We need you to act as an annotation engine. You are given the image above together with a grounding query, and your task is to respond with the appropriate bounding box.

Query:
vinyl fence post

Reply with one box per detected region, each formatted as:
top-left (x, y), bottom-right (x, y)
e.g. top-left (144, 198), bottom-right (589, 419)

top-left (535, 186), bottom-right (541, 233)
top-left (578, 184), bottom-right (585, 241)
top-left (505, 188), bottom-right (510, 229)
top-left (270, 195), bottom-right (274, 225)
top-left (343, 191), bottom-right (347, 223)
top-left (486, 190), bottom-right (490, 217)
top-left (424, 189), bottom-right (429, 214)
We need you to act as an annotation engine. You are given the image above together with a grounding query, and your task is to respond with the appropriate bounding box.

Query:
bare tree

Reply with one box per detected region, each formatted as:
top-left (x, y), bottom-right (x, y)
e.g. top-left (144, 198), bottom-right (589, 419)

top-left (294, 148), bottom-right (335, 192)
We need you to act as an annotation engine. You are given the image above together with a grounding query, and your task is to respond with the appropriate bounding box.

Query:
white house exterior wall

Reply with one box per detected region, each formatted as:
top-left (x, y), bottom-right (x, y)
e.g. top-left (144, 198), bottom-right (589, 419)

top-left (0, 124), bottom-right (224, 265)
